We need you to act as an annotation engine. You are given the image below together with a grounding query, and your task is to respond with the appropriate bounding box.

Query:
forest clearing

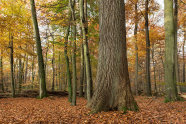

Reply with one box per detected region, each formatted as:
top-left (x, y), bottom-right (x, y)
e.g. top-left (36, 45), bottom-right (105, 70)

top-left (0, 0), bottom-right (185, 123)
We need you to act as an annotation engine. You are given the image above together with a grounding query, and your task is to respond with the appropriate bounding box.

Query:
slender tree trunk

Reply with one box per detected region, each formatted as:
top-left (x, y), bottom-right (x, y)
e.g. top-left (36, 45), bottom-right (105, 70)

top-left (64, 25), bottom-right (72, 102)
top-left (32, 46), bottom-right (35, 89)
top-left (24, 55), bottom-right (28, 85)
top-left (51, 36), bottom-right (55, 91)
top-left (164, 0), bottom-right (178, 101)
top-left (45, 36), bottom-right (49, 85)
top-left (79, 0), bottom-right (93, 102)
top-left (174, 0), bottom-right (181, 93)
top-left (174, 0), bottom-right (179, 82)
top-left (145, 0), bottom-right (151, 96)
top-left (134, 1), bottom-right (139, 96)
top-left (0, 50), bottom-right (4, 92)
top-left (32, 57), bottom-right (35, 89)
top-left (18, 58), bottom-right (23, 93)
top-left (158, 69), bottom-right (161, 92)
top-left (152, 48), bottom-right (157, 94)
top-left (88, 0), bottom-right (138, 113)
top-left (9, 34), bottom-right (15, 97)
top-left (69, 0), bottom-right (77, 106)
top-left (79, 44), bottom-right (84, 97)
top-left (55, 63), bottom-right (58, 89)
top-left (84, 65), bottom-right (87, 98)
top-left (14, 59), bottom-right (18, 91)
top-left (183, 30), bottom-right (185, 83)
top-left (30, 0), bottom-right (47, 98)
top-left (58, 53), bottom-right (62, 90)
top-left (63, 73), bottom-right (67, 91)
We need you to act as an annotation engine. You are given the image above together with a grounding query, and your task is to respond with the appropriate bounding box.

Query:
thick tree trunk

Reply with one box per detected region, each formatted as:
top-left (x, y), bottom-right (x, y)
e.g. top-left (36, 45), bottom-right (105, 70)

top-left (134, 1), bottom-right (139, 96)
top-left (64, 25), bottom-right (72, 102)
top-left (79, 0), bottom-right (93, 102)
top-left (145, 0), bottom-right (151, 96)
top-left (30, 0), bottom-right (47, 98)
top-left (88, 0), bottom-right (138, 113)
top-left (164, 0), bottom-right (178, 101)
top-left (79, 44), bottom-right (84, 97)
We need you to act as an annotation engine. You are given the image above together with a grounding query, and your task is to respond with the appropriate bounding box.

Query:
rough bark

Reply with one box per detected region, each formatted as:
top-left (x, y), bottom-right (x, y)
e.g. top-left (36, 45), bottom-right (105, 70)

top-left (164, 0), bottom-right (178, 101)
top-left (88, 0), bottom-right (138, 113)
top-left (145, 0), bottom-right (152, 96)
top-left (79, 0), bottom-right (93, 102)
top-left (30, 0), bottom-right (47, 98)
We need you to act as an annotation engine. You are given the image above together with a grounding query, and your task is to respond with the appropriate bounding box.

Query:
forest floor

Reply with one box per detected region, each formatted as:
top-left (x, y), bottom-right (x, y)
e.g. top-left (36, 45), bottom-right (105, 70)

top-left (0, 93), bottom-right (185, 124)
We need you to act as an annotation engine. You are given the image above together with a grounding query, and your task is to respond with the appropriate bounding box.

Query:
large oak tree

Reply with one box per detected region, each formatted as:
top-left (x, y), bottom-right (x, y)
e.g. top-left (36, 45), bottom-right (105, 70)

top-left (88, 0), bottom-right (138, 113)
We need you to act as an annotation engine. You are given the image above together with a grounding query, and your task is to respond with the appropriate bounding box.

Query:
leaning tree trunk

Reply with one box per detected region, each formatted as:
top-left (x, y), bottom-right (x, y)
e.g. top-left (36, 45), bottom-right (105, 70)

top-left (79, 0), bottom-right (93, 102)
top-left (134, 1), bottom-right (139, 96)
top-left (145, 0), bottom-right (151, 96)
top-left (9, 34), bottom-right (15, 97)
top-left (164, 0), bottom-right (178, 101)
top-left (88, 0), bottom-right (138, 113)
top-left (30, 0), bottom-right (47, 98)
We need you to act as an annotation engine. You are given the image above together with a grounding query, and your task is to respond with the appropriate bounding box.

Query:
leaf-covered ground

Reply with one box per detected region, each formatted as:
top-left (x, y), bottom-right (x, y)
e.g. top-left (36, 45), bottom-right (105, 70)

top-left (0, 96), bottom-right (185, 124)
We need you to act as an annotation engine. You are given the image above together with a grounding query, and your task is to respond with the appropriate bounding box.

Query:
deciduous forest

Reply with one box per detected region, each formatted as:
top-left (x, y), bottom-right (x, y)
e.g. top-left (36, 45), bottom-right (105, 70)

top-left (0, 0), bottom-right (185, 123)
